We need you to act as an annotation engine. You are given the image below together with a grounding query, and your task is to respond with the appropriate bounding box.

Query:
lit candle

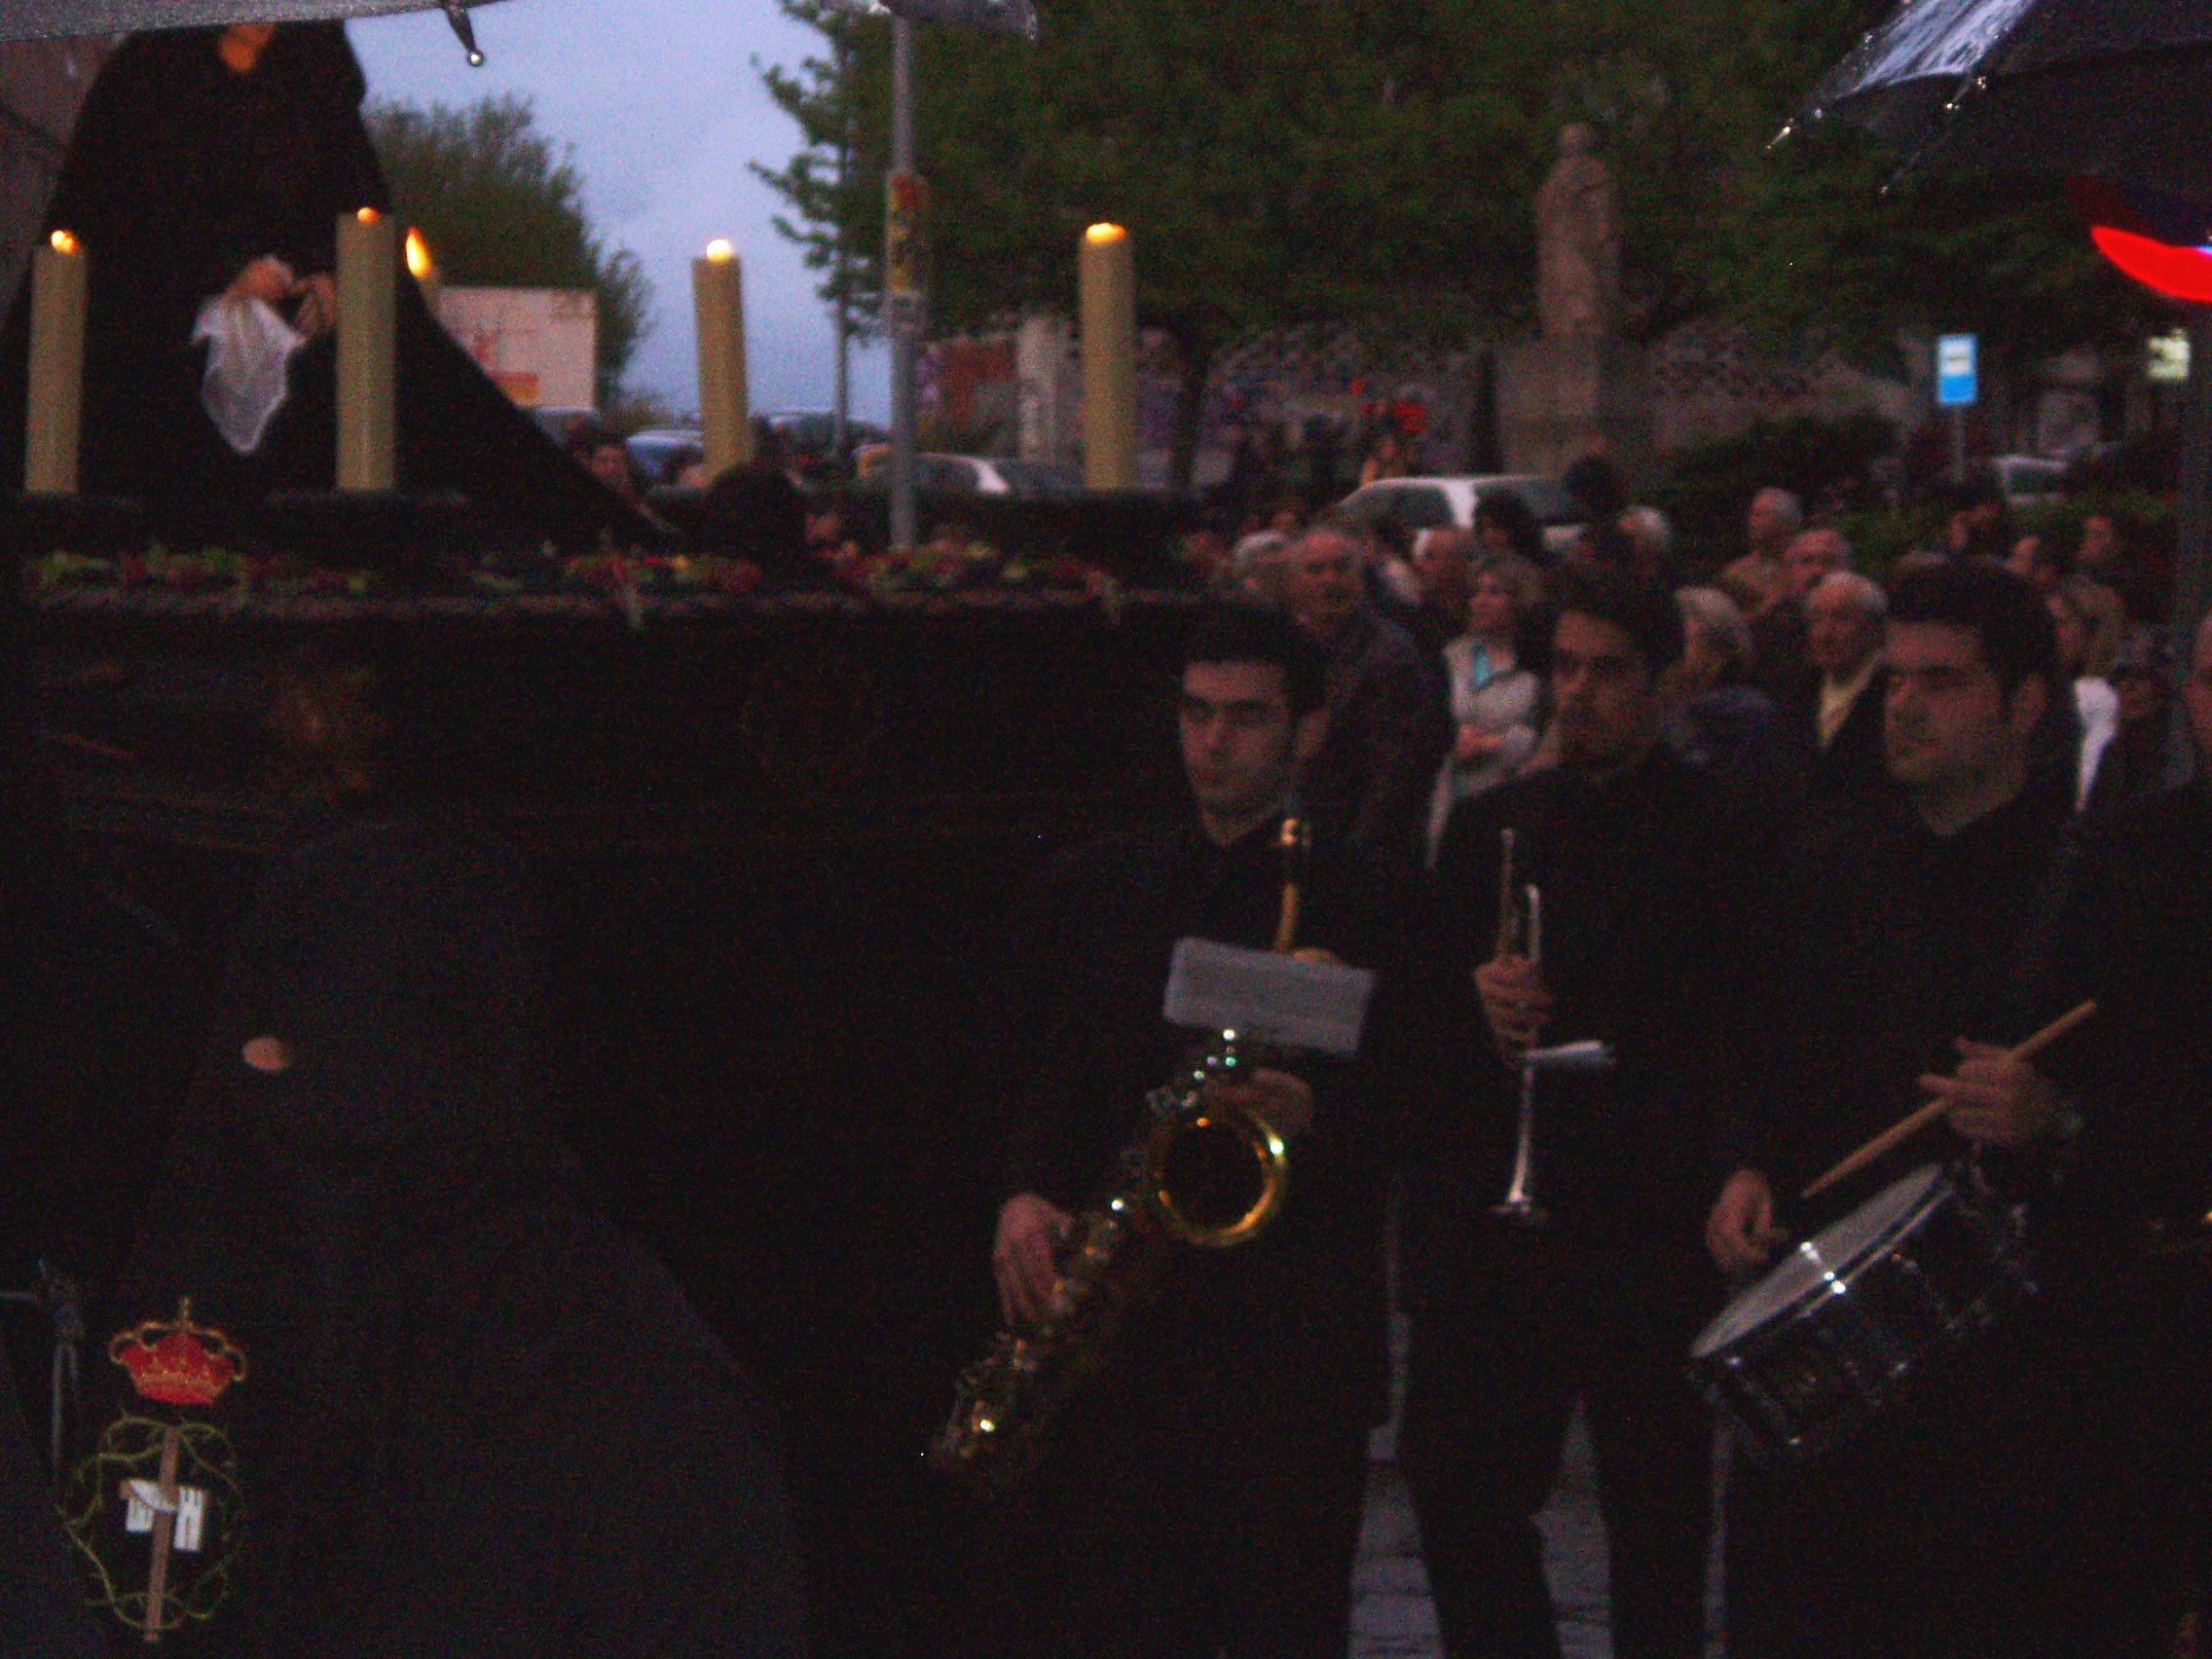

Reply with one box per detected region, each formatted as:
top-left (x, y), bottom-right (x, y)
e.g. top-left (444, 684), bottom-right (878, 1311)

top-left (1079, 223), bottom-right (1136, 491)
top-left (24, 229), bottom-right (86, 495)
top-left (336, 207), bottom-right (397, 492)
top-left (693, 240), bottom-right (753, 481)
top-left (405, 226), bottom-right (441, 319)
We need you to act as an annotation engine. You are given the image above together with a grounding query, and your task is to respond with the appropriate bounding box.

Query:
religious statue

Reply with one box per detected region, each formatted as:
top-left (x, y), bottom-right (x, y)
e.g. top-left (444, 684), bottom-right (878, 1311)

top-left (1535, 124), bottom-right (1621, 345)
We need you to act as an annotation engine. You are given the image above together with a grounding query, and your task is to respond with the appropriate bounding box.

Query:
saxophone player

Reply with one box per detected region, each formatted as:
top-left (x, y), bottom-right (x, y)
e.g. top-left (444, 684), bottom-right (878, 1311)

top-left (984, 603), bottom-right (1464, 1659)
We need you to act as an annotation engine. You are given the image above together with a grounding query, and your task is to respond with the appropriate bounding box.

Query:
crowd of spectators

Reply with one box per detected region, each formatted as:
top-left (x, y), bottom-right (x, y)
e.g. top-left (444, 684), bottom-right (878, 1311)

top-left (1201, 469), bottom-right (2193, 880)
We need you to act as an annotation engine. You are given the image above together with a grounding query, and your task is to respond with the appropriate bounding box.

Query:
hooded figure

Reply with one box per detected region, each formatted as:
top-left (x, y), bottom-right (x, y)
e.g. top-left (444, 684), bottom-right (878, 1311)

top-left (79, 822), bottom-right (803, 1656)
top-left (0, 24), bottom-right (649, 552)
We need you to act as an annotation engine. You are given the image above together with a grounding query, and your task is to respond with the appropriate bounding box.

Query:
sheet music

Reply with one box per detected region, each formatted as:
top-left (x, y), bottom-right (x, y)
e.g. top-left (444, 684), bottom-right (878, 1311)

top-left (1161, 938), bottom-right (1377, 1057)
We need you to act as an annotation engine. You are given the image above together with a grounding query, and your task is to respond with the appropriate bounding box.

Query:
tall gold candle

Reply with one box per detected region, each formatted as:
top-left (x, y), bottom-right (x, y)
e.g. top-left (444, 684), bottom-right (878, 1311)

top-left (1079, 223), bottom-right (1136, 491)
top-left (24, 230), bottom-right (86, 495)
top-left (336, 207), bottom-right (397, 492)
top-left (693, 240), bottom-right (753, 481)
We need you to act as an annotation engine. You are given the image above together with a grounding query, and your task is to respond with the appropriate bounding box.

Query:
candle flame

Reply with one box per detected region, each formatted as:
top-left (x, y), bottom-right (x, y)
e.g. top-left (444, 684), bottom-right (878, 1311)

top-left (405, 228), bottom-right (433, 278)
top-left (355, 206), bottom-right (382, 225)
top-left (1085, 223), bottom-right (1127, 245)
top-left (705, 239), bottom-right (735, 262)
top-left (49, 230), bottom-right (77, 255)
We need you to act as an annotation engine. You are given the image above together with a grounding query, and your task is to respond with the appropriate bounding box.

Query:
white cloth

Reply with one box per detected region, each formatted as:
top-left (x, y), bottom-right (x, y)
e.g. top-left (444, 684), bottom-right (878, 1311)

top-left (192, 295), bottom-right (306, 456)
top-left (2073, 676), bottom-right (2120, 809)
top-left (1817, 655), bottom-right (1881, 749)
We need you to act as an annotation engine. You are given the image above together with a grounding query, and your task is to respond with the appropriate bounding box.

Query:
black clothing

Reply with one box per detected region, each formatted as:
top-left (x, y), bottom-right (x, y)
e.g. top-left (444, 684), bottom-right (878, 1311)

top-left (2081, 711), bottom-right (2173, 820)
top-left (1747, 597), bottom-right (1814, 708)
top-left (1727, 788), bottom-right (2069, 1210)
top-left (1406, 748), bottom-right (1751, 1659)
top-left (1788, 673), bottom-right (1895, 819)
top-left (1421, 748), bottom-right (1754, 1256)
top-left (89, 823), bottom-right (805, 1657)
top-left (2035, 783), bottom-right (2212, 1644)
top-left (0, 26), bottom-right (646, 551)
top-left (1719, 785), bottom-right (2172, 1659)
top-left (1298, 607), bottom-right (1452, 863)
top-left (2040, 780), bottom-right (2212, 1239)
top-left (0, 1359), bottom-right (100, 1659)
top-left (1670, 682), bottom-right (1791, 811)
top-left (3, 844), bottom-right (200, 1305)
top-left (994, 813), bottom-right (1458, 1658)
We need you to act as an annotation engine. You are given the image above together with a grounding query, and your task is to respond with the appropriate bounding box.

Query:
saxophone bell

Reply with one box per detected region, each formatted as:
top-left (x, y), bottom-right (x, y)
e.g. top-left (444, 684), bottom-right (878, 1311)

top-left (1145, 1034), bottom-right (1290, 1248)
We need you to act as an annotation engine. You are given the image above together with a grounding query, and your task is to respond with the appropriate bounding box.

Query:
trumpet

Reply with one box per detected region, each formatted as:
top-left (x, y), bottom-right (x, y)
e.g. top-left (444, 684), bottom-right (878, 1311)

top-left (1486, 830), bottom-right (1612, 1226)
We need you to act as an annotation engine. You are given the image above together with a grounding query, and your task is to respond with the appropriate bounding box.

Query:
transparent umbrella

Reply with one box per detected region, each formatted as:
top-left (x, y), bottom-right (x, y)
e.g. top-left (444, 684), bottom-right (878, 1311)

top-left (0, 0), bottom-right (504, 61)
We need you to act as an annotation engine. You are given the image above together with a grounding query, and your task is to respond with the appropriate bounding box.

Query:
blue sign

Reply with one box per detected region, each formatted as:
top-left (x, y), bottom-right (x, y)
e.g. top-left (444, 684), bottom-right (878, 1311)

top-left (1936, 334), bottom-right (1977, 407)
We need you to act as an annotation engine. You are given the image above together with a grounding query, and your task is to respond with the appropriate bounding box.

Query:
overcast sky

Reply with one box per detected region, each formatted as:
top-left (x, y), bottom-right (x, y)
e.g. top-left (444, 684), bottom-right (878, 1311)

top-left (351, 0), bottom-right (889, 420)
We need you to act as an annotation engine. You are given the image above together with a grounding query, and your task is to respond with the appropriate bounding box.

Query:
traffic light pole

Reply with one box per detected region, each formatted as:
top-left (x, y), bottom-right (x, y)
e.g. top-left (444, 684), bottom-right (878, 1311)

top-left (886, 12), bottom-right (918, 553)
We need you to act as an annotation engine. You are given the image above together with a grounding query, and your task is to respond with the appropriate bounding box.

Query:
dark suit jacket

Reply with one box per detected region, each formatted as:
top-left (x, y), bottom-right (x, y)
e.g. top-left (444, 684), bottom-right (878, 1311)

top-left (1793, 671), bottom-right (1895, 816)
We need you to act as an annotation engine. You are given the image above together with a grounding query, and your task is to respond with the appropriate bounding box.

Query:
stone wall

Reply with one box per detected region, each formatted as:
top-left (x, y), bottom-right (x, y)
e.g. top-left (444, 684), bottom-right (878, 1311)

top-left (927, 313), bottom-right (1925, 489)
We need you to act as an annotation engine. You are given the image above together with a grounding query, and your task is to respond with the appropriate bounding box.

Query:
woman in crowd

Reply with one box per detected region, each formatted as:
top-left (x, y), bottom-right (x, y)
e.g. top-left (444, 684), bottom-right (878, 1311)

top-left (2048, 574), bottom-right (2126, 809)
top-left (1668, 585), bottom-right (1788, 806)
top-left (1427, 551), bottom-right (1544, 860)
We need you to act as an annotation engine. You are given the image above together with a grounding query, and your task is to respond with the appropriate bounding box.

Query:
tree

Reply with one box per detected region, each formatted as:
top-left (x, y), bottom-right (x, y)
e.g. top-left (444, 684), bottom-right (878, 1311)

top-left (367, 95), bottom-right (651, 405)
top-left (760, 0), bottom-right (1533, 486)
top-left (1700, 130), bottom-right (2164, 385)
top-left (759, 0), bottom-right (2157, 486)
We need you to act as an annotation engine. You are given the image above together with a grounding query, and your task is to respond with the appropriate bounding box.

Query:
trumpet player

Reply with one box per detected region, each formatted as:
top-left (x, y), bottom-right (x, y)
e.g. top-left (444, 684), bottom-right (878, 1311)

top-left (1410, 570), bottom-right (1757, 1659)
top-left (983, 604), bottom-right (1464, 1659)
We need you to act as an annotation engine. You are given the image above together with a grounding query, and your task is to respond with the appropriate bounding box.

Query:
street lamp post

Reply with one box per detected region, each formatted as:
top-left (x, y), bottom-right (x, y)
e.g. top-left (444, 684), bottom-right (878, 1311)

top-left (885, 12), bottom-right (918, 551)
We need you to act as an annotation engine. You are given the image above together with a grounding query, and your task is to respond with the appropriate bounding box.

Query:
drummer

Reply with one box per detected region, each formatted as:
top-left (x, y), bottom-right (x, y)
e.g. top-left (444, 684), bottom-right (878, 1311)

top-left (1702, 563), bottom-right (2116, 1658)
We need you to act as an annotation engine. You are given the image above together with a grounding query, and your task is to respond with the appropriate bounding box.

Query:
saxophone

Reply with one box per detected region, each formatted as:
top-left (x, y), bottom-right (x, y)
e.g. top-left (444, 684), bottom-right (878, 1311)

top-left (926, 816), bottom-right (1309, 1501)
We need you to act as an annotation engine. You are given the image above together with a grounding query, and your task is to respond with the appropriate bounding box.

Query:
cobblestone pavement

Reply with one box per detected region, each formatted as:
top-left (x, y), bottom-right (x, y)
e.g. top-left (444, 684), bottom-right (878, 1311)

top-left (1350, 1415), bottom-right (1612, 1659)
top-left (1349, 1314), bottom-right (1724, 1659)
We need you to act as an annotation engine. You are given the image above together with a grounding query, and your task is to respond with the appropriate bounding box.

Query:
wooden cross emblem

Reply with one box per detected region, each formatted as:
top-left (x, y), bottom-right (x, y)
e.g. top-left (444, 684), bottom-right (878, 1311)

top-left (63, 1301), bottom-right (246, 1642)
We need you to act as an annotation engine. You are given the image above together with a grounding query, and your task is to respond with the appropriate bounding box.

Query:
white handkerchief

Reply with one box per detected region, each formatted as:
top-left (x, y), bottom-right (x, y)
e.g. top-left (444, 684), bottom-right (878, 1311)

top-left (193, 295), bottom-right (306, 455)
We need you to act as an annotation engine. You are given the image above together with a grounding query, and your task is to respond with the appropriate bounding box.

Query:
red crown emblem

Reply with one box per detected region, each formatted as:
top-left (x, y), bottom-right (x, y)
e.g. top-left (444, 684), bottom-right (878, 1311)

top-left (107, 1300), bottom-right (247, 1408)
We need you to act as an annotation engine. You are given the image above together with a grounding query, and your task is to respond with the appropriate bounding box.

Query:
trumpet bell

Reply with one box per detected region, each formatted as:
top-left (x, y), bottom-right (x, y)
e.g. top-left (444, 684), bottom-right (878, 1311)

top-left (1147, 1108), bottom-right (1288, 1247)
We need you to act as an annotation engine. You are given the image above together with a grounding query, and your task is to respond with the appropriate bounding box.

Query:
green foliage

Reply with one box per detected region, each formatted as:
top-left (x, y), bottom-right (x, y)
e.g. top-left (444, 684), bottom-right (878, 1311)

top-left (1648, 412), bottom-right (1899, 568)
top-left (1704, 129), bottom-right (2166, 380)
top-left (757, 0), bottom-right (2162, 466)
top-left (366, 95), bottom-right (651, 404)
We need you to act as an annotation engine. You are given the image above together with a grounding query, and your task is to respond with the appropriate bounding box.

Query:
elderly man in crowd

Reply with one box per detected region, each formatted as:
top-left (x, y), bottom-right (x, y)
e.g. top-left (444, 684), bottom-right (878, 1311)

top-left (1747, 526), bottom-right (1853, 702)
top-left (1793, 570), bottom-right (1893, 815)
top-left (1281, 523), bottom-right (1451, 861)
top-left (1719, 487), bottom-right (1803, 616)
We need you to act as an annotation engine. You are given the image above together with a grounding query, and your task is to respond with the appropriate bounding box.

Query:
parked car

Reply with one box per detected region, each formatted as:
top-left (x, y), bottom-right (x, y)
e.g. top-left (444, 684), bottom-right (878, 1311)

top-left (1332, 474), bottom-right (1587, 555)
top-left (626, 426), bottom-right (705, 487)
top-left (761, 410), bottom-right (887, 481)
top-left (1986, 454), bottom-right (2069, 507)
top-left (851, 448), bottom-right (1084, 498)
top-left (528, 405), bottom-right (598, 448)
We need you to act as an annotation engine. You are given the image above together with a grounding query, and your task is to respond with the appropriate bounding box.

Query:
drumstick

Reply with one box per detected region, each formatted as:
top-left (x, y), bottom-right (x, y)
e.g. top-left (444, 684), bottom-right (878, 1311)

top-left (1799, 1000), bottom-right (2097, 1200)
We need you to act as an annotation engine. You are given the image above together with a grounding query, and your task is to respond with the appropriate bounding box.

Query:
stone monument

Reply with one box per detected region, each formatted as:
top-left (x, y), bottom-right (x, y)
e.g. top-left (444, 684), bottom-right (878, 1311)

top-left (1500, 125), bottom-right (1651, 483)
top-left (1536, 124), bottom-right (1619, 347)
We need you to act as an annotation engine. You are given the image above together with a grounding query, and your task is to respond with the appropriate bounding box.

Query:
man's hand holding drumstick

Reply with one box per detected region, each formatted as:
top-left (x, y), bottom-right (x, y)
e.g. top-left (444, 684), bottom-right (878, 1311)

top-left (1918, 1038), bottom-right (2065, 1147)
top-left (1706, 1001), bottom-right (2095, 1274)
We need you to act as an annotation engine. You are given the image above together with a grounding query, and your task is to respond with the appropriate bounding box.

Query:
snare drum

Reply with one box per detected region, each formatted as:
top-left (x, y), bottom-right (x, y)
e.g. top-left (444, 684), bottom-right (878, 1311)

top-left (1689, 1163), bottom-right (2040, 1462)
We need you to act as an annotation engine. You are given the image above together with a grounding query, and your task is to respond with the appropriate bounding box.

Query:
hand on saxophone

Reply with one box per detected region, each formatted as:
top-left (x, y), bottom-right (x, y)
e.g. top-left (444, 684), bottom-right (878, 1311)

top-left (993, 1192), bottom-right (1073, 1327)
